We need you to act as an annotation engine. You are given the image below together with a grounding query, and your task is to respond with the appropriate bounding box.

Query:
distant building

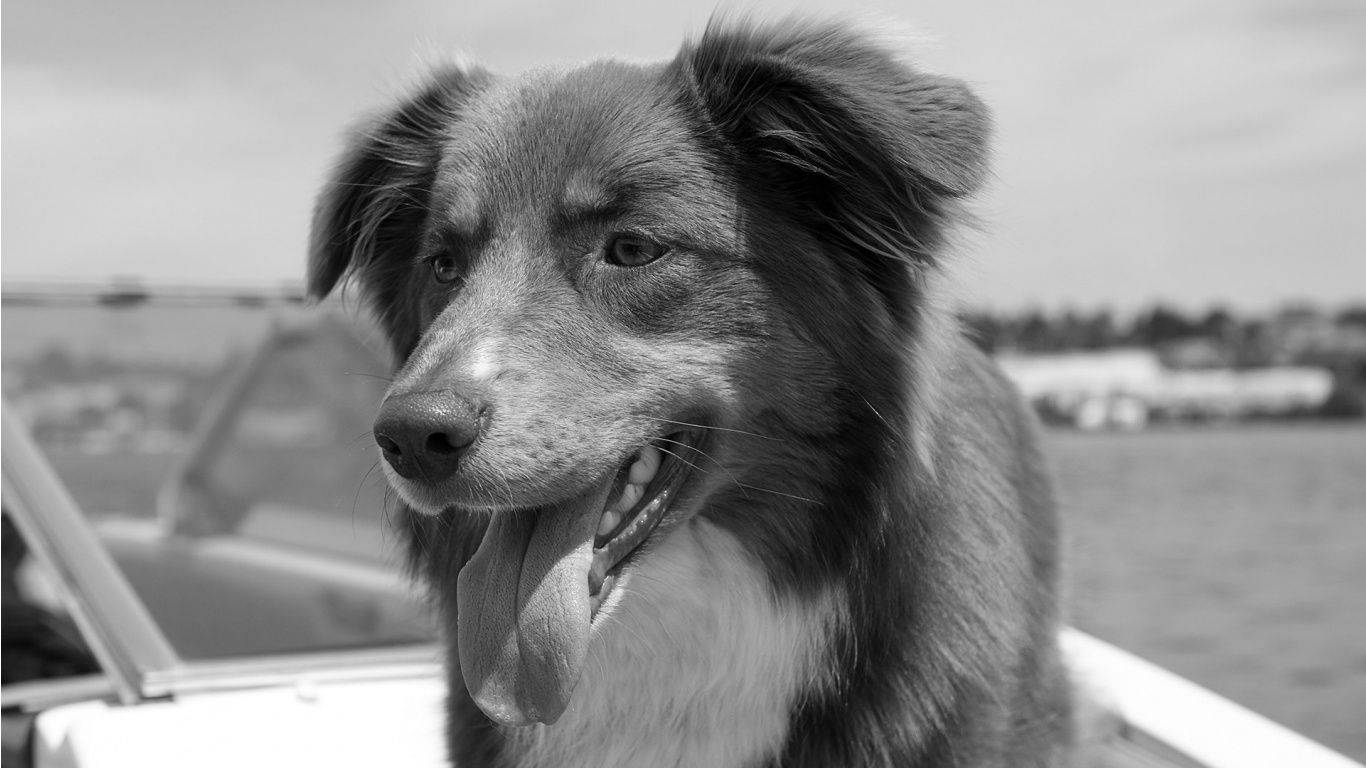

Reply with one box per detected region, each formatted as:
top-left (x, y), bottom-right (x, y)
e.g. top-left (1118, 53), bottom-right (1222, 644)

top-left (997, 349), bottom-right (1334, 429)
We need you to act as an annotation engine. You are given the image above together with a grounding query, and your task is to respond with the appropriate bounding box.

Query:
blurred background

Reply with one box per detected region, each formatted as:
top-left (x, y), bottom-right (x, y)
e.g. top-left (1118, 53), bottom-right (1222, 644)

top-left (3, 0), bottom-right (1364, 760)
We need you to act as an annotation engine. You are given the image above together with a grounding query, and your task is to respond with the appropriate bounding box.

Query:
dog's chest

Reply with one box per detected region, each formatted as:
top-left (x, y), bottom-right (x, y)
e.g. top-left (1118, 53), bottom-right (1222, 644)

top-left (500, 519), bottom-right (838, 768)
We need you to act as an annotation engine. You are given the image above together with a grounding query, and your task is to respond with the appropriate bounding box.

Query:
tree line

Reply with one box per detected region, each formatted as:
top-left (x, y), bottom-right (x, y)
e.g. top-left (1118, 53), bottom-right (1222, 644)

top-left (960, 303), bottom-right (1366, 361)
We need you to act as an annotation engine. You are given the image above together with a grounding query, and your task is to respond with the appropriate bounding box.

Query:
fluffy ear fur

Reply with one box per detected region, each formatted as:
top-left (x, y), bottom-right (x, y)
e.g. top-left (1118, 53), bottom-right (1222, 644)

top-left (677, 19), bottom-right (989, 272)
top-left (307, 65), bottom-right (489, 339)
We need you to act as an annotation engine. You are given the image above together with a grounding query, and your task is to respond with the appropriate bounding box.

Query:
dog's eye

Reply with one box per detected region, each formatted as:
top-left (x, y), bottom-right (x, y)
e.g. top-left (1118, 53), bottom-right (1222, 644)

top-left (604, 235), bottom-right (669, 267)
top-left (430, 253), bottom-right (461, 284)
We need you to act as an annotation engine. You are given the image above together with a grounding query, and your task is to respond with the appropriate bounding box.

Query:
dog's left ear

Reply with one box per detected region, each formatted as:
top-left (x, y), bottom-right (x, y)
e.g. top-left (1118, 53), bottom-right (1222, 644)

top-left (677, 18), bottom-right (989, 267)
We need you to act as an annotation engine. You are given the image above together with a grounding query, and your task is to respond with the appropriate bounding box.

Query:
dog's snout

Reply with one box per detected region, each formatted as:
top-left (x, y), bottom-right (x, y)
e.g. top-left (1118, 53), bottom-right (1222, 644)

top-left (374, 391), bottom-right (483, 481)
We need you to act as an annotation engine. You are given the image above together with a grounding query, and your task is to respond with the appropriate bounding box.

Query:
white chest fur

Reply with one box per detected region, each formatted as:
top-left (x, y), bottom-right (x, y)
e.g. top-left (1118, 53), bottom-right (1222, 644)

top-left (501, 518), bottom-right (842, 768)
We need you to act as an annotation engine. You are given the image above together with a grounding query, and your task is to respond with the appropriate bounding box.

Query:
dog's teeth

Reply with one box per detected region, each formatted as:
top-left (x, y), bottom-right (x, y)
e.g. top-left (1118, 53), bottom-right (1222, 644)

top-left (629, 446), bottom-right (662, 486)
top-left (616, 482), bottom-right (644, 512)
top-left (598, 509), bottom-right (623, 538)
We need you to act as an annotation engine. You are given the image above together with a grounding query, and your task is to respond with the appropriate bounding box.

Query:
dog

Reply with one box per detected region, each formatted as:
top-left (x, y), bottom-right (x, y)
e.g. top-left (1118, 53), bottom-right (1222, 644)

top-left (307, 17), bottom-right (1073, 768)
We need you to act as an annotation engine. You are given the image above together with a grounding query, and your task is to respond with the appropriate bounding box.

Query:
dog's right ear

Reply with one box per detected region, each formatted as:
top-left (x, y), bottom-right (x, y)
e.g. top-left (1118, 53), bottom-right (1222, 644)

top-left (308, 65), bottom-right (490, 301)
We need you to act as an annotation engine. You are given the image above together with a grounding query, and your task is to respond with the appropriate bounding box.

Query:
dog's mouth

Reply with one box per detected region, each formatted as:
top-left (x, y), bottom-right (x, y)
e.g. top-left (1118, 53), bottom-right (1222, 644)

top-left (454, 430), bottom-right (702, 728)
top-left (587, 434), bottom-right (695, 614)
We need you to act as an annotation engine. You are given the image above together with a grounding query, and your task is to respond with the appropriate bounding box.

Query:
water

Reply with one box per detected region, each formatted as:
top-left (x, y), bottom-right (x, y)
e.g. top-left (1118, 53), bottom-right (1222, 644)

top-left (1051, 424), bottom-right (1366, 759)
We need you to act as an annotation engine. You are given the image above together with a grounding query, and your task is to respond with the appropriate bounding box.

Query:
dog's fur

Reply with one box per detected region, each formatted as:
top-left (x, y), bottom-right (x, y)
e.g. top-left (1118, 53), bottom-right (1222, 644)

top-left (308, 17), bottom-right (1073, 768)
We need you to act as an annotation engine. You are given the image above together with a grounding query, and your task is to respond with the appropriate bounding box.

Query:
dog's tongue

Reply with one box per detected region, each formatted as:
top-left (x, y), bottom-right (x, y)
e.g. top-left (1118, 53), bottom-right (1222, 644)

top-left (455, 483), bottom-right (608, 726)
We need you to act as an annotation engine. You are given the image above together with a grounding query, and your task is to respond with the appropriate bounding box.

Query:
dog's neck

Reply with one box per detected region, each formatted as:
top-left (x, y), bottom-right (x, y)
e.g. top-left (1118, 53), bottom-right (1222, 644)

top-left (497, 517), bottom-right (844, 768)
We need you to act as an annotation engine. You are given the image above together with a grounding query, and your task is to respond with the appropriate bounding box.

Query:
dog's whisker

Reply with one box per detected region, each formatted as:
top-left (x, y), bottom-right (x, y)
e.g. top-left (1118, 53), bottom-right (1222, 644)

top-left (654, 418), bottom-right (783, 442)
top-left (652, 445), bottom-right (711, 479)
top-left (859, 396), bottom-right (893, 430)
top-left (384, 488), bottom-right (411, 546)
top-left (655, 439), bottom-right (815, 504)
top-left (654, 436), bottom-right (750, 501)
top-left (655, 436), bottom-right (725, 467)
top-left (731, 482), bottom-right (815, 504)
top-left (342, 370), bottom-right (394, 383)
top-left (405, 509), bottom-right (430, 559)
top-left (497, 473), bottom-right (517, 515)
top-left (654, 435), bottom-right (709, 457)
top-left (327, 179), bottom-right (413, 191)
top-left (352, 458), bottom-right (383, 526)
top-left (377, 499), bottom-right (391, 550)
top-left (598, 602), bottom-right (654, 648)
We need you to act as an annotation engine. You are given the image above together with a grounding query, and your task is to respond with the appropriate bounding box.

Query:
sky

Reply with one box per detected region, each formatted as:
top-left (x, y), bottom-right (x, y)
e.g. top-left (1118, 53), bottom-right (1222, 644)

top-left (3, 0), bottom-right (1365, 312)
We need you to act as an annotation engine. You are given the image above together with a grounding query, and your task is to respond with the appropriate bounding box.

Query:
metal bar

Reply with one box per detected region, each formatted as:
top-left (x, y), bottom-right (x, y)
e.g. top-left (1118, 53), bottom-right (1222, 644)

top-left (1, 281), bottom-right (306, 306)
top-left (140, 644), bottom-right (441, 698)
top-left (2, 402), bottom-right (182, 703)
top-left (154, 324), bottom-right (279, 533)
top-left (1063, 628), bottom-right (1362, 768)
top-left (0, 675), bottom-right (118, 713)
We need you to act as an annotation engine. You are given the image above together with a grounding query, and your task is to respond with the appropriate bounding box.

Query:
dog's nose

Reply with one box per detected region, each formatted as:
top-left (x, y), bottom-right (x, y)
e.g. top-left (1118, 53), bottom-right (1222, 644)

top-left (373, 391), bottom-right (483, 481)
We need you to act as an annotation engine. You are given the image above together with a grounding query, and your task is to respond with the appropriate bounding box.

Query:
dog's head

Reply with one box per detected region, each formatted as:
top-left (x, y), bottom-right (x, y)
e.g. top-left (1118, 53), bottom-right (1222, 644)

top-left (309, 18), bottom-right (987, 727)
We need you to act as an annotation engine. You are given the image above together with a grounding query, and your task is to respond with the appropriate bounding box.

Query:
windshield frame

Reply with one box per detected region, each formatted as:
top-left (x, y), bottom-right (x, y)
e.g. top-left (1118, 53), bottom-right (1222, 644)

top-left (2, 400), bottom-right (440, 705)
top-left (2, 400), bottom-right (180, 703)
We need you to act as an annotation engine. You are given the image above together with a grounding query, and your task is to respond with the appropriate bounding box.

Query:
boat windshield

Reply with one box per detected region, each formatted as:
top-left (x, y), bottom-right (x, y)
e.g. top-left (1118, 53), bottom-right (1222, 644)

top-left (1, 291), bottom-right (436, 664)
